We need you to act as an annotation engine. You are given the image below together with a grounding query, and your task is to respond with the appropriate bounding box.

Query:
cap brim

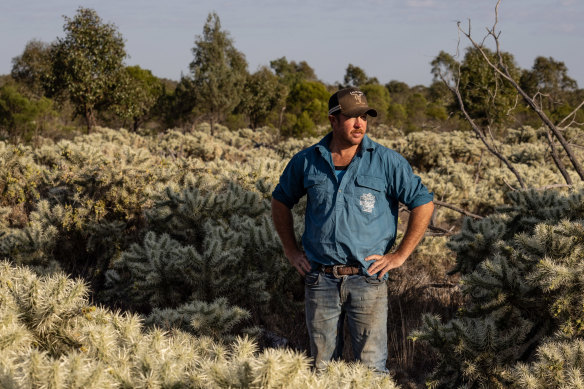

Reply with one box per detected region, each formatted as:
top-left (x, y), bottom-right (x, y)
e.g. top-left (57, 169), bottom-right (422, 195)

top-left (342, 107), bottom-right (378, 118)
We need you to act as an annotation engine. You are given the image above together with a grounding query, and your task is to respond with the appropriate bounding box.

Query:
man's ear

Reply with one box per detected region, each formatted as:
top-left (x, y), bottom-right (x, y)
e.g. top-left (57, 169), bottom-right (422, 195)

top-left (328, 115), bottom-right (337, 127)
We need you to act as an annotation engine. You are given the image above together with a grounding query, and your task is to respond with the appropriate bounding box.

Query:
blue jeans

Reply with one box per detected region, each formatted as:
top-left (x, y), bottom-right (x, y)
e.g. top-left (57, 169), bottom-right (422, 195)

top-left (304, 270), bottom-right (389, 372)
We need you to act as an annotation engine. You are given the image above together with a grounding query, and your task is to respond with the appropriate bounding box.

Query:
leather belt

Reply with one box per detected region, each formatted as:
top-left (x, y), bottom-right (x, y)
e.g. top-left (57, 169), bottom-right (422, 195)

top-left (322, 265), bottom-right (360, 278)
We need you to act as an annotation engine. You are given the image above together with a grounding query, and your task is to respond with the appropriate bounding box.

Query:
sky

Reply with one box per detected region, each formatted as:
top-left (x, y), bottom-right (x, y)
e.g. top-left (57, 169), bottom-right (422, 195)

top-left (1, 0), bottom-right (583, 88)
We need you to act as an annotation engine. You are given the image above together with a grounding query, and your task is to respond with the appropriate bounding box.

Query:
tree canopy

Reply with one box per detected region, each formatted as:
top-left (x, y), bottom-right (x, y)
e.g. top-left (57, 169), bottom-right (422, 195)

top-left (189, 12), bottom-right (248, 133)
top-left (238, 66), bottom-right (287, 129)
top-left (2, 7), bottom-right (583, 138)
top-left (431, 47), bottom-right (522, 128)
top-left (343, 64), bottom-right (379, 87)
top-left (270, 56), bottom-right (317, 87)
top-left (10, 40), bottom-right (52, 98)
top-left (51, 7), bottom-right (127, 132)
top-left (113, 65), bottom-right (164, 131)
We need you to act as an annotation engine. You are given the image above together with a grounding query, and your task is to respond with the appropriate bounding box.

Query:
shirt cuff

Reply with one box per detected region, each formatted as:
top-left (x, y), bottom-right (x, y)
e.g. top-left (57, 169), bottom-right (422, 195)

top-left (406, 192), bottom-right (434, 210)
top-left (272, 187), bottom-right (295, 209)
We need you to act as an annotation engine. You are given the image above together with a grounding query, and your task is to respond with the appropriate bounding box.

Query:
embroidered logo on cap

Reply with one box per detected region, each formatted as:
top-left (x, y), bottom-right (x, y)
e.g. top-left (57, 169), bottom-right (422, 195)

top-left (350, 91), bottom-right (365, 104)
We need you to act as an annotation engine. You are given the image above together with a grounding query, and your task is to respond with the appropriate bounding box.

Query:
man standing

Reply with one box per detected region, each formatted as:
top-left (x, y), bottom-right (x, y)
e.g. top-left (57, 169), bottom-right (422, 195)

top-left (271, 86), bottom-right (434, 372)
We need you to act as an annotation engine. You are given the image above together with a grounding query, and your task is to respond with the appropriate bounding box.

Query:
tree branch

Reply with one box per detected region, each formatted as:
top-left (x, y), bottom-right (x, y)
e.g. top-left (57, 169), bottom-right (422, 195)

top-left (434, 200), bottom-right (484, 220)
top-left (557, 99), bottom-right (584, 128)
top-left (439, 68), bottom-right (527, 189)
top-left (426, 224), bottom-right (456, 236)
top-left (458, 0), bottom-right (584, 181)
top-left (544, 127), bottom-right (573, 185)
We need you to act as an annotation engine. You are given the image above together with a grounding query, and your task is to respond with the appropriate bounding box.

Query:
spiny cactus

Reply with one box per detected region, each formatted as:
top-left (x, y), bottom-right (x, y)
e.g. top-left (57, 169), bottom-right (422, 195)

top-left (145, 298), bottom-right (250, 339)
top-left (1, 124), bottom-right (582, 387)
top-left (413, 189), bottom-right (584, 388)
top-left (448, 189), bottom-right (584, 276)
top-left (0, 261), bottom-right (400, 388)
top-left (510, 339), bottom-right (584, 388)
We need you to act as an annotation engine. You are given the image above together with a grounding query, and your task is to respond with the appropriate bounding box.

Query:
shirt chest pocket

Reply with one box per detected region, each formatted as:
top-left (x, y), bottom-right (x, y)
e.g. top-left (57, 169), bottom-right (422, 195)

top-left (354, 175), bottom-right (386, 215)
top-left (304, 174), bottom-right (330, 208)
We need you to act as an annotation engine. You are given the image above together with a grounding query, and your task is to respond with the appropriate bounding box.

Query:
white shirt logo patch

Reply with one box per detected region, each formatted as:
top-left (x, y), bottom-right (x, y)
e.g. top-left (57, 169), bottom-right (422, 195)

top-left (360, 193), bottom-right (376, 213)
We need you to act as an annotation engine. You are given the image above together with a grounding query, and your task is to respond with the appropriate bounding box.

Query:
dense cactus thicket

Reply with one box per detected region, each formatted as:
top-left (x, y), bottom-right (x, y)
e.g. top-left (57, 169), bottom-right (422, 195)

top-left (413, 189), bottom-right (584, 388)
top-left (0, 124), bottom-right (583, 387)
top-left (0, 262), bottom-right (399, 388)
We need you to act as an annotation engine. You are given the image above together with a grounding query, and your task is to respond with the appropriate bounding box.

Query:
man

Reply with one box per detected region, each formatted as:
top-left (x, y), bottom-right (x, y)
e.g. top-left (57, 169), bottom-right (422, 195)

top-left (271, 86), bottom-right (434, 372)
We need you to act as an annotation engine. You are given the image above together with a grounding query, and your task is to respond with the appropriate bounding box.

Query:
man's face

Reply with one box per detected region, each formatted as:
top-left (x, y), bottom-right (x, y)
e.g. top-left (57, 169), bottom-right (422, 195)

top-left (329, 113), bottom-right (367, 147)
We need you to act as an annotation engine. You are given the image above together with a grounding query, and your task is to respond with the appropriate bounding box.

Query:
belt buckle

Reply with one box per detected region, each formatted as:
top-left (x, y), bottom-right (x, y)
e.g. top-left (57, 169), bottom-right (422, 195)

top-left (332, 264), bottom-right (343, 278)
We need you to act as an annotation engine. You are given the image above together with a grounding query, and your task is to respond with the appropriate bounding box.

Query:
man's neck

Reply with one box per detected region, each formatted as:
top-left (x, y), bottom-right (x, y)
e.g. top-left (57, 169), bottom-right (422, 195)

top-left (329, 138), bottom-right (361, 167)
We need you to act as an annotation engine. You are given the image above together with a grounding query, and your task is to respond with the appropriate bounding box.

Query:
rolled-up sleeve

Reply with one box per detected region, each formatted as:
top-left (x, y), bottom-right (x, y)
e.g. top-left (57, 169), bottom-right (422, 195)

top-left (389, 155), bottom-right (433, 210)
top-left (272, 154), bottom-right (306, 209)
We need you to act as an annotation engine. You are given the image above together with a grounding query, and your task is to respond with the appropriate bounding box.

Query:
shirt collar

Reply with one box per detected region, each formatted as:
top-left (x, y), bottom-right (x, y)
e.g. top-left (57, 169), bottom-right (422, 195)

top-left (315, 132), bottom-right (375, 154)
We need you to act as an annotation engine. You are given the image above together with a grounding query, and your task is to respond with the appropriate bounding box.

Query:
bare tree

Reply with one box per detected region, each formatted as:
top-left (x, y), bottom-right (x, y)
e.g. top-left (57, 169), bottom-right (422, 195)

top-left (455, 0), bottom-right (584, 184)
top-left (434, 58), bottom-right (527, 189)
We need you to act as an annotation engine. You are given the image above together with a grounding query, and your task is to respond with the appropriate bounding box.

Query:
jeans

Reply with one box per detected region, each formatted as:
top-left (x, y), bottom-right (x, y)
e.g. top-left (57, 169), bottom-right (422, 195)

top-left (304, 270), bottom-right (389, 372)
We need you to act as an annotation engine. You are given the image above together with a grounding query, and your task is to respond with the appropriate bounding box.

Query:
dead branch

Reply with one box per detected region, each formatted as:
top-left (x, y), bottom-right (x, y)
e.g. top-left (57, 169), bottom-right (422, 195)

top-left (534, 184), bottom-right (574, 191)
top-left (425, 232), bottom-right (455, 237)
top-left (544, 127), bottom-right (573, 185)
top-left (423, 282), bottom-right (459, 289)
top-left (557, 99), bottom-right (584, 128)
top-left (434, 200), bottom-right (484, 220)
top-left (427, 224), bottom-right (455, 235)
top-left (458, 0), bottom-right (584, 181)
top-left (502, 178), bottom-right (518, 191)
top-left (439, 67), bottom-right (527, 189)
top-left (403, 199), bottom-right (483, 220)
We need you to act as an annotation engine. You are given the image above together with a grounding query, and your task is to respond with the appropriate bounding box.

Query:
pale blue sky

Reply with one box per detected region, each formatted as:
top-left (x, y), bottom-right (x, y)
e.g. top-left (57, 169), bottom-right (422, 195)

top-left (1, 0), bottom-right (583, 87)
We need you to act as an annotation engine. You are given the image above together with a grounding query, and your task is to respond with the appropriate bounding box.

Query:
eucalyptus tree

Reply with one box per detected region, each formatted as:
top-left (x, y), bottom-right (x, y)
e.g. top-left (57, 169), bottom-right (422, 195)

top-left (270, 56), bottom-right (317, 87)
top-left (239, 66), bottom-right (287, 129)
top-left (281, 80), bottom-right (329, 137)
top-left (51, 7), bottom-right (127, 132)
top-left (432, 47), bottom-right (521, 128)
top-left (343, 64), bottom-right (378, 88)
top-left (520, 56), bottom-right (579, 119)
top-left (189, 12), bottom-right (248, 133)
top-left (113, 66), bottom-right (164, 131)
top-left (10, 39), bottom-right (53, 98)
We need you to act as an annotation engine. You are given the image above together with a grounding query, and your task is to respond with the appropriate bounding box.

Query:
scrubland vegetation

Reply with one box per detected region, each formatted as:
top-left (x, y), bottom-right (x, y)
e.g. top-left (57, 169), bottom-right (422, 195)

top-left (0, 123), bottom-right (583, 388)
top-left (2, 2), bottom-right (584, 388)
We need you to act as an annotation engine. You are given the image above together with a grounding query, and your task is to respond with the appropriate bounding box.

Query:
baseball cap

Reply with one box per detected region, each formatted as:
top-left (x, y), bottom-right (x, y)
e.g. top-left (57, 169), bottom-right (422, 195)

top-left (328, 87), bottom-right (378, 117)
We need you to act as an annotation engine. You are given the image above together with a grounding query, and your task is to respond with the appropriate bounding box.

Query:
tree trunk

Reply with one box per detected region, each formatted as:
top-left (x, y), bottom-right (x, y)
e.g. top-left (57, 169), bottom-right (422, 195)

top-left (85, 105), bottom-right (95, 133)
top-left (279, 106), bottom-right (286, 134)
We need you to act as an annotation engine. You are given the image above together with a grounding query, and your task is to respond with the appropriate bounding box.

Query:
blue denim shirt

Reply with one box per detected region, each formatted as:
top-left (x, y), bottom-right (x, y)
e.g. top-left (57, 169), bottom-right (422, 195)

top-left (272, 132), bottom-right (433, 276)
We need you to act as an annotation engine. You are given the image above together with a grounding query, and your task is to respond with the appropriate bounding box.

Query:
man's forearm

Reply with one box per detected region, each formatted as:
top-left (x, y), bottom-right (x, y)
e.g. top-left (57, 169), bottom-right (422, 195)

top-left (271, 198), bottom-right (300, 255)
top-left (394, 201), bottom-right (434, 259)
top-left (271, 198), bottom-right (311, 275)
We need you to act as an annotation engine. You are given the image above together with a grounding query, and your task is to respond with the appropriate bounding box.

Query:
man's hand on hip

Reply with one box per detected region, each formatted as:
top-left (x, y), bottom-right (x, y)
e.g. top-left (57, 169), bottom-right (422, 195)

top-left (365, 253), bottom-right (407, 279)
top-left (286, 249), bottom-right (311, 276)
top-left (366, 201), bottom-right (434, 279)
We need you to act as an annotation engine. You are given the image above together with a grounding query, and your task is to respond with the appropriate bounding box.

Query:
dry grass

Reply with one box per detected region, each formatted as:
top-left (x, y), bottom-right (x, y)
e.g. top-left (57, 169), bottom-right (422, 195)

top-left (386, 260), bottom-right (462, 388)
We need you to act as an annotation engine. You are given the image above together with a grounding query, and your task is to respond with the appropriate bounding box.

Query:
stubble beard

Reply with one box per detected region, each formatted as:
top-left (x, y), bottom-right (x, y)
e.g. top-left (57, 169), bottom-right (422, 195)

top-left (349, 130), bottom-right (364, 144)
